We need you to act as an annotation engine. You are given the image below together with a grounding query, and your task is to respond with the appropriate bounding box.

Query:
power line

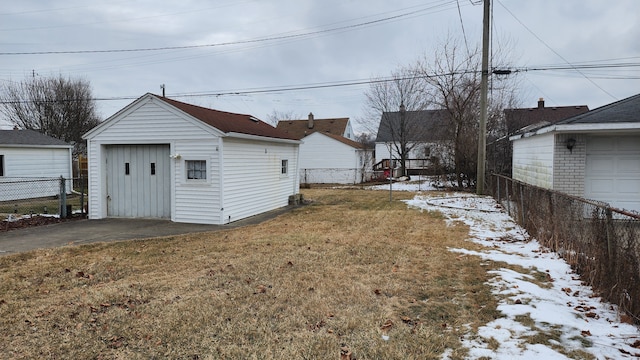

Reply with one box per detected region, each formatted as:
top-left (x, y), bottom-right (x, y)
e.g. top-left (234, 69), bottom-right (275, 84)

top-left (0, 1), bottom-right (458, 56)
top-left (1, 61), bottom-right (637, 105)
top-left (495, 0), bottom-right (618, 101)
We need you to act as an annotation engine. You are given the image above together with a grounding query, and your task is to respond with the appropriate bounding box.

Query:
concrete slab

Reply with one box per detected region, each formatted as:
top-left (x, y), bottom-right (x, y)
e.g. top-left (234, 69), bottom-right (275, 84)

top-left (0, 205), bottom-right (296, 256)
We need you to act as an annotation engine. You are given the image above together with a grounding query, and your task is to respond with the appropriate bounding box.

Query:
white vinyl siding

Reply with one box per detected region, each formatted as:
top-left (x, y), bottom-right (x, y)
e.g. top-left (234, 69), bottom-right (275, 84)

top-left (299, 132), bottom-right (361, 184)
top-left (0, 146), bottom-right (72, 201)
top-left (512, 133), bottom-right (555, 189)
top-left (0, 147), bottom-right (71, 178)
top-left (222, 138), bottom-right (298, 223)
top-left (173, 141), bottom-right (221, 224)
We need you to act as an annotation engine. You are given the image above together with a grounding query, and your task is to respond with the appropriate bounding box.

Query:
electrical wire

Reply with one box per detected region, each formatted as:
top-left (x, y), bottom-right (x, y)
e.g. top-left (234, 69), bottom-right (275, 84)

top-left (0, 1), bottom-right (459, 56)
top-left (495, 0), bottom-right (618, 101)
top-left (1, 61), bottom-right (637, 105)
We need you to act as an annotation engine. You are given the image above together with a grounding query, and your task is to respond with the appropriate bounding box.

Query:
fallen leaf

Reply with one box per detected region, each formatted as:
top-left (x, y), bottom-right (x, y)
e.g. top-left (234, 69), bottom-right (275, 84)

top-left (380, 319), bottom-right (394, 331)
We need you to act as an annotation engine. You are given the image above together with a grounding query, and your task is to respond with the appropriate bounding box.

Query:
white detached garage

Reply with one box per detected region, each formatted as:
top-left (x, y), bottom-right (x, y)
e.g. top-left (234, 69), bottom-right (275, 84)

top-left (511, 93), bottom-right (640, 213)
top-left (83, 93), bottom-right (301, 224)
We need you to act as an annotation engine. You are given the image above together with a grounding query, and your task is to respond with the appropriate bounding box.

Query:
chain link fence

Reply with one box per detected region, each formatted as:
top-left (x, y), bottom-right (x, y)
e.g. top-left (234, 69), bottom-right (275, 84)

top-left (0, 176), bottom-right (88, 220)
top-left (491, 174), bottom-right (640, 323)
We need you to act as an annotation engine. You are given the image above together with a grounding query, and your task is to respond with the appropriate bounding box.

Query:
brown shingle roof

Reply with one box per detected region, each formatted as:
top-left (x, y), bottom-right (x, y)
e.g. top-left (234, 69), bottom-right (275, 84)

top-left (319, 132), bottom-right (364, 149)
top-left (276, 117), bottom-right (349, 140)
top-left (504, 99), bottom-right (588, 134)
top-left (156, 95), bottom-right (298, 141)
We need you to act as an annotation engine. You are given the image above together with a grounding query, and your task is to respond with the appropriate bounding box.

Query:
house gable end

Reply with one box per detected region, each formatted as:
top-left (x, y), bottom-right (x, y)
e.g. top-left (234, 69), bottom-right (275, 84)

top-left (83, 93), bottom-right (224, 141)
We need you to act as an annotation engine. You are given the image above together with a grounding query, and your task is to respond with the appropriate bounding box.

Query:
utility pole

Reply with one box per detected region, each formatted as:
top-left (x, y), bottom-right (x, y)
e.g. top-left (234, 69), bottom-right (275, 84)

top-left (476, 0), bottom-right (490, 195)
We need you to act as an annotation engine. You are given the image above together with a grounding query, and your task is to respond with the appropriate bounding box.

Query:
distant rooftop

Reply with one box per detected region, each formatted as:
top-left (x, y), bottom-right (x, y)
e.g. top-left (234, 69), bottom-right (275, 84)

top-left (0, 129), bottom-right (71, 147)
top-left (276, 113), bottom-right (349, 140)
top-left (504, 98), bottom-right (589, 134)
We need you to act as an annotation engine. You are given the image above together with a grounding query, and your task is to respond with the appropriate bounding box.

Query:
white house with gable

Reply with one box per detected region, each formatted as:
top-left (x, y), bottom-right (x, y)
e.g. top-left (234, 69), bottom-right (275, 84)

top-left (83, 93), bottom-right (301, 224)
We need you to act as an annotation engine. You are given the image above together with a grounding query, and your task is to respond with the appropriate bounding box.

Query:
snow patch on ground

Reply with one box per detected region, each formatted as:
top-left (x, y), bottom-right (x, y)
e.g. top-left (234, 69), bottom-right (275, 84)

top-left (403, 192), bottom-right (640, 359)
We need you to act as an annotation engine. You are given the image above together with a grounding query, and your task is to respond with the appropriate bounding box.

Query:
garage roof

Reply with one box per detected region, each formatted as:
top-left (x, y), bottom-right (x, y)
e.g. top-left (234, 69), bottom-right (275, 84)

top-left (0, 129), bottom-right (71, 147)
top-left (157, 95), bottom-right (299, 141)
top-left (556, 93), bottom-right (640, 125)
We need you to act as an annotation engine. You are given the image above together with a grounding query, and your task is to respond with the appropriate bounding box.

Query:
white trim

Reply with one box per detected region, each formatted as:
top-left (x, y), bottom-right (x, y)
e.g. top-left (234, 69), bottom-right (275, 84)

top-left (226, 132), bottom-right (301, 144)
top-left (511, 122), bottom-right (640, 141)
top-left (0, 144), bottom-right (73, 149)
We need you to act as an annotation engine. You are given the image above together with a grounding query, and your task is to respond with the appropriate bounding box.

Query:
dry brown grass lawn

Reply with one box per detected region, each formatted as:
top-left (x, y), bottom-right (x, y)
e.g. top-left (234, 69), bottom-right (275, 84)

top-left (0, 188), bottom-right (499, 359)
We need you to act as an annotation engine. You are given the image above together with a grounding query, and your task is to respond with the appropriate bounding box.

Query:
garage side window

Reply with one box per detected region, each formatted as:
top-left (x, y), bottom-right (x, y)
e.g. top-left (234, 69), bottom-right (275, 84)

top-left (186, 160), bottom-right (207, 180)
top-left (281, 159), bottom-right (288, 175)
top-left (0, 155), bottom-right (4, 176)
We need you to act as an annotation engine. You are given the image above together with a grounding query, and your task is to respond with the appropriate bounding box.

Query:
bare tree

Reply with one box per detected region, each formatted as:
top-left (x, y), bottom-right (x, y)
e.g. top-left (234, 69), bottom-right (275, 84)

top-left (0, 75), bottom-right (101, 155)
top-left (265, 109), bottom-right (301, 126)
top-left (415, 36), bottom-right (519, 188)
top-left (364, 68), bottom-right (430, 178)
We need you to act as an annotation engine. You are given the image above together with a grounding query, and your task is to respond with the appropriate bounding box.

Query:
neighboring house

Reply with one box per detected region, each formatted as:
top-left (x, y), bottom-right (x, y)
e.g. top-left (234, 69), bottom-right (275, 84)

top-left (374, 109), bottom-right (452, 176)
top-left (83, 93), bottom-right (301, 225)
top-left (276, 113), bottom-right (355, 140)
top-left (277, 113), bottom-right (369, 184)
top-left (0, 129), bottom-right (73, 201)
top-left (504, 98), bottom-right (589, 135)
top-left (298, 131), bottom-right (373, 184)
top-left (493, 98), bottom-right (590, 175)
top-left (510, 93), bottom-right (640, 213)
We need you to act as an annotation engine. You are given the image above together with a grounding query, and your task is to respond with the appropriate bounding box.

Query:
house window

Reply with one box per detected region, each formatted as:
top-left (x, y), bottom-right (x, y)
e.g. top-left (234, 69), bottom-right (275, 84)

top-left (125, 162), bottom-right (130, 175)
top-left (150, 162), bottom-right (156, 175)
top-left (0, 155), bottom-right (4, 176)
top-left (186, 160), bottom-right (207, 180)
top-left (281, 159), bottom-right (288, 175)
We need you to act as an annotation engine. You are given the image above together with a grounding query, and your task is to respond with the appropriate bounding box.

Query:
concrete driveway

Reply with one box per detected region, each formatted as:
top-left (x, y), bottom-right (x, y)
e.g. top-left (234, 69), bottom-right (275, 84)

top-left (0, 206), bottom-right (294, 256)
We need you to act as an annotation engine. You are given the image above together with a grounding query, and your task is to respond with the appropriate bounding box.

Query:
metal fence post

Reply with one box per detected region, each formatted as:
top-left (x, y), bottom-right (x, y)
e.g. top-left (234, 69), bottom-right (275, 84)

top-left (80, 173), bottom-right (85, 216)
top-left (519, 182), bottom-right (525, 227)
top-left (59, 175), bottom-right (67, 218)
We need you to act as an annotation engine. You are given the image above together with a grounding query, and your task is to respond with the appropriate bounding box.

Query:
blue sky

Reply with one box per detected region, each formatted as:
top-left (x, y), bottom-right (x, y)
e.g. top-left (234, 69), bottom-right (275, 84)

top-left (1, 0), bottom-right (638, 132)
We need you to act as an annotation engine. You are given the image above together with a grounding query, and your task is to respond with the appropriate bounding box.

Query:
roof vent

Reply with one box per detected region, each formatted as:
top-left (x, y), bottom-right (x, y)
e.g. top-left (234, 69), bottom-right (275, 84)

top-left (249, 116), bottom-right (260, 122)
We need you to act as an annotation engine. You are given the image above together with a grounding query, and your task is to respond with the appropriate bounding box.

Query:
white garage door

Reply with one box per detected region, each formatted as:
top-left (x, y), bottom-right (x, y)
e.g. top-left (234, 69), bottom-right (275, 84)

top-left (585, 135), bottom-right (640, 213)
top-left (106, 145), bottom-right (171, 218)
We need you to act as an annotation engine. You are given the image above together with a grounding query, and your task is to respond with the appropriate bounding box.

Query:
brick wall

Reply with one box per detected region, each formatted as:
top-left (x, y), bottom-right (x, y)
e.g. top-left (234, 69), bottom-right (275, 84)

top-left (553, 133), bottom-right (585, 197)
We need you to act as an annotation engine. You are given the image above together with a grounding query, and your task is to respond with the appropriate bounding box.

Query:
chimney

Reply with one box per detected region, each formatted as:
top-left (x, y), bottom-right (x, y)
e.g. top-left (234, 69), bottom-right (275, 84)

top-left (538, 98), bottom-right (545, 109)
top-left (307, 112), bottom-right (314, 129)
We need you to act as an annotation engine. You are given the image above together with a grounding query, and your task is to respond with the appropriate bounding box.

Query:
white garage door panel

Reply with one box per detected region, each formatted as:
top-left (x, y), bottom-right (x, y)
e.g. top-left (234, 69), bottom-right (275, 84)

top-left (585, 135), bottom-right (640, 212)
top-left (587, 179), bottom-right (613, 194)
top-left (619, 157), bottom-right (640, 172)
top-left (587, 156), bottom-right (614, 173)
top-left (617, 179), bottom-right (640, 194)
top-left (106, 145), bottom-right (171, 218)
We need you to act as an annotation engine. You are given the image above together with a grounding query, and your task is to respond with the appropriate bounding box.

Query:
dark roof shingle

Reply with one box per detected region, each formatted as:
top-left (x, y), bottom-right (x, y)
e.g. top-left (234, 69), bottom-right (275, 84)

top-left (0, 129), bottom-right (71, 147)
top-left (504, 99), bottom-right (588, 134)
top-left (556, 93), bottom-right (640, 125)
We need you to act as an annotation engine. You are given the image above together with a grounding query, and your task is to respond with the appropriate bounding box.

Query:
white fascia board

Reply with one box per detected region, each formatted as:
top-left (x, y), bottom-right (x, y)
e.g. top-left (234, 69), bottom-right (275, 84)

top-left (511, 122), bottom-right (640, 141)
top-left (1, 144), bottom-right (73, 150)
top-left (553, 122), bottom-right (640, 132)
top-left (225, 132), bottom-right (301, 145)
